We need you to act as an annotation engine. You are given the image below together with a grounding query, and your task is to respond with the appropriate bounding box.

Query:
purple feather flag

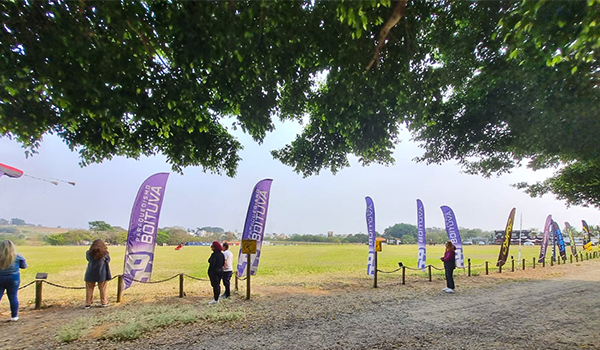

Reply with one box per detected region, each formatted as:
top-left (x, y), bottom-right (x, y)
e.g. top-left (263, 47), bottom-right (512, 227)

top-left (538, 215), bottom-right (552, 263)
top-left (236, 179), bottom-right (273, 278)
top-left (417, 199), bottom-right (426, 271)
top-left (122, 173), bottom-right (169, 290)
top-left (441, 206), bottom-right (464, 268)
top-left (366, 196), bottom-right (376, 278)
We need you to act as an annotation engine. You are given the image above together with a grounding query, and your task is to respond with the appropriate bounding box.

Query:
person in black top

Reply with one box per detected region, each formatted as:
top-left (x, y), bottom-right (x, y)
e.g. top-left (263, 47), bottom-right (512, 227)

top-left (207, 241), bottom-right (225, 304)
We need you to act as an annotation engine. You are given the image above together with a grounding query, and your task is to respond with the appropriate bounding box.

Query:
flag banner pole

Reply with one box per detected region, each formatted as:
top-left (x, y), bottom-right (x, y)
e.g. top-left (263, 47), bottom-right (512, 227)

top-left (441, 206), bottom-right (464, 268)
top-left (517, 212), bottom-right (523, 266)
top-left (366, 196), bottom-right (376, 278)
top-left (565, 222), bottom-right (578, 256)
top-left (236, 179), bottom-right (273, 278)
top-left (582, 220), bottom-right (593, 252)
top-left (497, 208), bottom-right (516, 267)
top-left (552, 221), bottom-right (567, 261)
top-left (538, 215), bottom-right (552, 263)
top-left (416, 199), bottom-right (426, 271)
top-left (123, 172), bottom-right (170, 290)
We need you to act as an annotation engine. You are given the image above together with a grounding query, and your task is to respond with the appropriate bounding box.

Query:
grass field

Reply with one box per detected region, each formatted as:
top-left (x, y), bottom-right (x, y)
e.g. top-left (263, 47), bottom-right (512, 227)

top-left (6, 244), bottom-right (549, 308)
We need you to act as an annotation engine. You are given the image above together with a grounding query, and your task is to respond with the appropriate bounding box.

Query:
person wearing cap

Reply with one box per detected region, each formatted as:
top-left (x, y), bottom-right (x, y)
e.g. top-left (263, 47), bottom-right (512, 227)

top-left (207, 241), bottom-right (225, 304)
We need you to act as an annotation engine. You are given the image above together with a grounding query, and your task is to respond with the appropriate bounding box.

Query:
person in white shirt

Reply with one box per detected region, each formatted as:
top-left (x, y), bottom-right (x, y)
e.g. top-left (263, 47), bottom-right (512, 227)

top-left (221, 242), bottom-right (234, 299)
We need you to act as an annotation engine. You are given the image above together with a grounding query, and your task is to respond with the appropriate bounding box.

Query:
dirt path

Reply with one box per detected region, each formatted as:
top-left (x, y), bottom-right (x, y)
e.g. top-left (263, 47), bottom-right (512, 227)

top-left (2, 259), bottom-right (600, 350)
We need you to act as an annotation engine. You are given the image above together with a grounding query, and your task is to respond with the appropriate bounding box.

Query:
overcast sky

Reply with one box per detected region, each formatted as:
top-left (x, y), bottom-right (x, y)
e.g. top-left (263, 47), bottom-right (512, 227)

top-left (1, 119), bottom-right (598, 235)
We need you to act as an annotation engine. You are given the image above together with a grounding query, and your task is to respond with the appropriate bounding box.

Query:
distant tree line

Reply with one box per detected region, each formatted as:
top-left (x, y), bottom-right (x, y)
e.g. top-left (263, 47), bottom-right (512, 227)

top-left (283, 233), bottom-right (370, 244)
top-left (4, 218), bottom-right (501, 246)
top-left (0, 218), bottom-right (28, 226)
top-left (44, 221), bottom-right (127, 246)
top-left (270, 224), bottom-right (494, 245)
top-left (383, 223), bottom-right (493, 244)
top-left (42, 221), bottom-right (238, 246)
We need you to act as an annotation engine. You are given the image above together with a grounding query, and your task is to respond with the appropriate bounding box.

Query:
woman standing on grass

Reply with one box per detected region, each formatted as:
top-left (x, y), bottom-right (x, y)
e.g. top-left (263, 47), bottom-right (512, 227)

top-left (207, 241), bottom-right (225, 305)
top-left (440, 241), bottom-right (456, 293)
top-left (0, 240), bottom-right (27, 321)
top-left (84, 239), bottom-right (111, 308)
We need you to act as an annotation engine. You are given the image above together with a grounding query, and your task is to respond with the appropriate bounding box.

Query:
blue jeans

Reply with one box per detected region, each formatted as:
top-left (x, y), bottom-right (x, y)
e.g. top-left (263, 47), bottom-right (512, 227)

top-left (0, 274), bottom-right (20, 318)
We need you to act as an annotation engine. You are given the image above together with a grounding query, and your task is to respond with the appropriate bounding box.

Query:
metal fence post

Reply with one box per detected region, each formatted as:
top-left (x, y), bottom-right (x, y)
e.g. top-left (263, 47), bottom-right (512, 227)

top-left (511, 257), bottom-right (515, 272)
top-left (485, 261), bottom-right (489, 275)
top-left (522, 259), bottom-right (525, 270)
top-left (428, 265), bottom-right (432, 282)
top-left (533, 257), bottom-right (536, 269)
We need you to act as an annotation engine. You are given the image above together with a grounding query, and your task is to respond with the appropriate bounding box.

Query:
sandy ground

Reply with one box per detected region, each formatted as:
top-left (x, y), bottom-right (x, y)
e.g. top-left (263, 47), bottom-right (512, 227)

top-left (1, 258), bottom-right (600, 350)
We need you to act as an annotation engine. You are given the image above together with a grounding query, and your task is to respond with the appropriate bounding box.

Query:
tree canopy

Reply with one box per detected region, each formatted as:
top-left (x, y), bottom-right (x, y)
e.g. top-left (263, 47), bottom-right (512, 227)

top-left (88, 220), bottom-right (112, 232)
top-left (1, 1), bottom-right (599, 206)
top-left (383, 223), bottom-right (417, 239)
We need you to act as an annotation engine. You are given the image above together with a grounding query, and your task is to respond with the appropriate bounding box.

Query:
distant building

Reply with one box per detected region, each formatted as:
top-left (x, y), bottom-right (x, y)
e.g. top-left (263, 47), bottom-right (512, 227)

top-left (327, 231), bottom-right (333, 237)
top-left (493, 230), bottom-right (537, 245)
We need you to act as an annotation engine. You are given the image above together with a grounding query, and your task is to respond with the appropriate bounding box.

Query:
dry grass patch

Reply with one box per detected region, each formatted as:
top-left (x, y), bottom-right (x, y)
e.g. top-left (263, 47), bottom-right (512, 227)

top-left (56, 303), bottom-right (245, 342)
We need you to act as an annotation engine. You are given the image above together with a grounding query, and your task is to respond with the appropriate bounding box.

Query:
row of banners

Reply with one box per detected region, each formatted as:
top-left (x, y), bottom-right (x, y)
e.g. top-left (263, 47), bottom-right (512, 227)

top-left (122, 174), bottom-right (273, 290)
top-left (498, 210), bottom-right (596, 266)
top-left (366, 199), bottom-right (599, 277)
top-left (367, 197), bottom-right (467, 277)
top-left (120, 173), bottom-right (597, 288)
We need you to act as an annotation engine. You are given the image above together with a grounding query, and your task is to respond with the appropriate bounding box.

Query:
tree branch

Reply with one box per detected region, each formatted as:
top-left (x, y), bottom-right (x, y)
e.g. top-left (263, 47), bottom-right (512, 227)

top-left (365, 0), bottom-right (408, 73)
top-left (126, 20), bottom-right (154, 61)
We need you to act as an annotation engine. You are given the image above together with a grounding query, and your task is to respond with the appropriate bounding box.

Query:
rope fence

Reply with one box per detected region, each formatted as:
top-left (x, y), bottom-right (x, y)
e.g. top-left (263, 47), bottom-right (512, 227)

top-left (181, 274), bottom-right (208, 281)
top-left (18, 280), bottom-right (35, 291)
top-left (127, 274), bottom-right (181, 284)
top-left (15, 250), bottom-right (599, 309)
top-left (20, 273), bottom-right (211, 310)
top-left (371, 250), bottom-right (599, 287)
